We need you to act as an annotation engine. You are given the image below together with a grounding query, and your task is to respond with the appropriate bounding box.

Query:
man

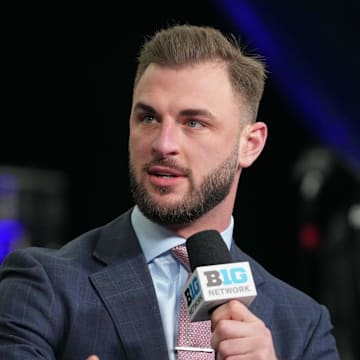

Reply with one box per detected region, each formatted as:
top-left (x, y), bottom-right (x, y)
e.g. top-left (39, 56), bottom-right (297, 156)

top-left (0, 24), bottom-right (339, 359)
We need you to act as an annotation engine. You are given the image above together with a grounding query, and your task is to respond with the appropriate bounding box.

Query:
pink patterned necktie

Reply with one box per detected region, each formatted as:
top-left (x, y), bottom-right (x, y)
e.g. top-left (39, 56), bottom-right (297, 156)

top-left (171, 245), bottom-right (214, 359)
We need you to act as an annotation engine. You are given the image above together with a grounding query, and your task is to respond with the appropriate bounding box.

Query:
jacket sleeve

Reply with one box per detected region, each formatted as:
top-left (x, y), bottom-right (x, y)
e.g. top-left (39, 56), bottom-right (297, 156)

top-left (301, 304), bottom-right (340, 359)
top-left (0, 249), bottom-right (62, 360)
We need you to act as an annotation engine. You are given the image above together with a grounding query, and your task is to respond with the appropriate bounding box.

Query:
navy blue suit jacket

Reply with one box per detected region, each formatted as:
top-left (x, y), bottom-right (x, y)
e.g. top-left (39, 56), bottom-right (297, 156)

top-left (0, 209), bottom-right (340, 359)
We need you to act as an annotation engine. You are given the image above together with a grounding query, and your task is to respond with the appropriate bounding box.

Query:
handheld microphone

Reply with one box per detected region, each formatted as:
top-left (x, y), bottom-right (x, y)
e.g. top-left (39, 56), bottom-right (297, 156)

top-left (183, 229), bottom-right (257, 322)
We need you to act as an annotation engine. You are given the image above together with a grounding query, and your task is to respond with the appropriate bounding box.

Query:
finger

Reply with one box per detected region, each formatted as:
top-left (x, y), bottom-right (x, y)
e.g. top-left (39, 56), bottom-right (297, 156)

top-left (211, 319), bottom-right (245, 347)
top-left (86, 356), bottom-right (100, 360)
top-left (211, 320), bottom-right (276, 359)
top-left (211, 300), bottom-right (258, 330)
top-left (211, 318), bottom-right (265, 345)
top-left (212, 337), bottom-right (253, 358)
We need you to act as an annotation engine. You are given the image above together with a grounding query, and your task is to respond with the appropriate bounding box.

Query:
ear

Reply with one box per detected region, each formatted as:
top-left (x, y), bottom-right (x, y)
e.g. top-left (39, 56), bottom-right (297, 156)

top-left (238, 121), bottom-right (267, 168)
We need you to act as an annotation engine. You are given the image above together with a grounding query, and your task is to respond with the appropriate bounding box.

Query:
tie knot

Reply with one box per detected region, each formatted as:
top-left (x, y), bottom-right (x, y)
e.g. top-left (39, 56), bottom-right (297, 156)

top-left (171, 245), bottom-right (190, 271)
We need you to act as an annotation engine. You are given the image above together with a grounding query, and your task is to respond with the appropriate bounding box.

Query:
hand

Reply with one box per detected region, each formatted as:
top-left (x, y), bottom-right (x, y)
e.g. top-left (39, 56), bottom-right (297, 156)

top-left (86, 356), bottom-right (100, 360)
top-left (210, 300), bottom-right (277, 359)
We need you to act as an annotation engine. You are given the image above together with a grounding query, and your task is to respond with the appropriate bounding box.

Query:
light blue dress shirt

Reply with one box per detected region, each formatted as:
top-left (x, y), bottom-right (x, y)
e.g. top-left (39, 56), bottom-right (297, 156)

top-left (131, 206), bottom-right (234, 360)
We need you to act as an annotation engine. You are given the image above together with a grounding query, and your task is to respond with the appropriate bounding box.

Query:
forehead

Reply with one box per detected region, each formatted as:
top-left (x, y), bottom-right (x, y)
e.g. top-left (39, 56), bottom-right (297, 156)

top-left (132, 62), bottom-right (242, 114)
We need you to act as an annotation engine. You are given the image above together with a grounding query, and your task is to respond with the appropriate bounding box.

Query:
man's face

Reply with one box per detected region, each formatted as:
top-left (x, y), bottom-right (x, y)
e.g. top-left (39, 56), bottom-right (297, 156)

top-left (128, 61), bottom-right (246, 225)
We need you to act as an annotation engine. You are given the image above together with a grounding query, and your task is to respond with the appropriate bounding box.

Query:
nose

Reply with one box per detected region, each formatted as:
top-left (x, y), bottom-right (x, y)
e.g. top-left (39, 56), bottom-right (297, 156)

top-left (152, 121), bottom-right (180, 157)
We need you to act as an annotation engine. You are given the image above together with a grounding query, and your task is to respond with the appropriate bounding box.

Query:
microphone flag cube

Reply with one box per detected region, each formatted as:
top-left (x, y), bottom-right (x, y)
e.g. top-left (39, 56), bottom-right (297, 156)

top-left (183, 261), bottom-right (257, 321)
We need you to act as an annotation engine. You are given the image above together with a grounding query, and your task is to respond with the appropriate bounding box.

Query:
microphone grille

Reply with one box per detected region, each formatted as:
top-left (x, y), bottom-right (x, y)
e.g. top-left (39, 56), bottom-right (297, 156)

top-left (186, 229), bottom-right (232, 271)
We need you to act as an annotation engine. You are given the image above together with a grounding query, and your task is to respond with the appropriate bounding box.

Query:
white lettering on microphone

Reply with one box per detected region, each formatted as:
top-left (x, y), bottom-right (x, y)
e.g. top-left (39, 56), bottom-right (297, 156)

top-left (207, 285), bottom-right (250, 297)
top-left (188, 294), bottom-right (203, 315)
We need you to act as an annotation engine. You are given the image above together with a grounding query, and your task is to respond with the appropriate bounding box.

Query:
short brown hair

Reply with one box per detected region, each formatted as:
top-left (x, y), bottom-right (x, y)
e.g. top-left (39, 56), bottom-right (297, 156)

top-left (134, 24), bottom-right (266, 119)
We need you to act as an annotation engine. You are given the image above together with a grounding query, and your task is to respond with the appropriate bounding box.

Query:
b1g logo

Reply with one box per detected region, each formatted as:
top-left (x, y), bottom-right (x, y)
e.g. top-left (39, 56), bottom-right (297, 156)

top-left (204, 267), bottom-right (248, 287)
top-left (184, 276), bottom-right (200, 307)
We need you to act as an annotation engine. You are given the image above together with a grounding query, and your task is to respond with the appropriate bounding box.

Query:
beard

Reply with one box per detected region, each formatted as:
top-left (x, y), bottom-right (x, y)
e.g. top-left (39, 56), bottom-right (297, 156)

top-left (129, 145), bottom-right (239, 226)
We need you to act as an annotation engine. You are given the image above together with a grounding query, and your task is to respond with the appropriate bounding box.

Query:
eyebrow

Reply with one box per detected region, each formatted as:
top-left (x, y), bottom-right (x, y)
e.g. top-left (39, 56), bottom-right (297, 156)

top-left (133, 102), bottom-right (215, 119)
top-left (133, 102), bottom-right (156, 114)
top-left (179, 108), bottom-right (215, 119)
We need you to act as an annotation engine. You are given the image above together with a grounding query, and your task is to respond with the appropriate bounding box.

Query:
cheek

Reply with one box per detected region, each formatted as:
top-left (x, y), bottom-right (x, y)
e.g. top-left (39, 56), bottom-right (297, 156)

top-left (129, 131), bottom-right (144, 151)
top-left (190, 152), bottom-right (215, 180)
top-left (129, 136), bottom-right (151, 168)
top-left (129, 126), bottom-right (153, 150)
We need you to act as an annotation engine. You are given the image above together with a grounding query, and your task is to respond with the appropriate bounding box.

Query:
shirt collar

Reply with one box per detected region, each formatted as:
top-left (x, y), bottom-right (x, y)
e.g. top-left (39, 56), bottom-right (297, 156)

top-left (131, 205), bottom-right (234, 263)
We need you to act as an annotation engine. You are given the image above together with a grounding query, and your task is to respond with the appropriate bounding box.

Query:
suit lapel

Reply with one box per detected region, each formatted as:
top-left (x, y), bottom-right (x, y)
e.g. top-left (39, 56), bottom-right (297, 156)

top-left (90, 210), bottom-right (168, 359)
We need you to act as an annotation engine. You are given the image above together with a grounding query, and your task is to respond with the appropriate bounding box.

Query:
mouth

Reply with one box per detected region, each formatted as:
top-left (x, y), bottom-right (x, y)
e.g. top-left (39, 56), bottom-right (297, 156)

top-left (147, 165), bottom-right (184, 178)
top-left (146, 165), bottom-right (187, 187)
top-left (150, 173), bottom-right (178, 178)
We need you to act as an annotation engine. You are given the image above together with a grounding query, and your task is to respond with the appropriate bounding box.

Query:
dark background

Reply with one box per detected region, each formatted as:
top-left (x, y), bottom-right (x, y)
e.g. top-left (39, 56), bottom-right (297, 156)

top-left (4, 1), bottom-right (359, 358)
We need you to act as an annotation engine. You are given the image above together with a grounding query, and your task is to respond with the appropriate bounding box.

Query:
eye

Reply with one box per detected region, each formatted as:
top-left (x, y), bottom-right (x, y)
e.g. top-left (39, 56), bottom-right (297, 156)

top-left (187, 119), bottom-right (202, 128)
top-left (142, 114), bottom-right (156, 124)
